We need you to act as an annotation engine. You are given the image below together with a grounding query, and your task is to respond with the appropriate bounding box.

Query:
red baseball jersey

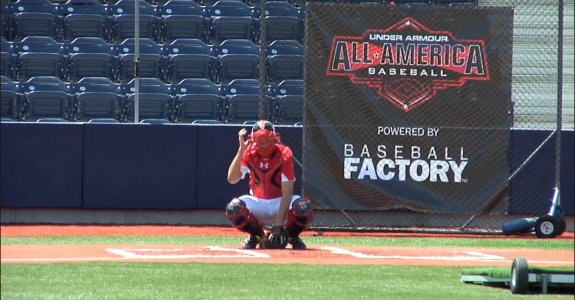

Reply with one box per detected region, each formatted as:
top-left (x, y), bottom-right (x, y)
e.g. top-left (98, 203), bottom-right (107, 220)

top-left (240, 143), bottom-right (296, 199)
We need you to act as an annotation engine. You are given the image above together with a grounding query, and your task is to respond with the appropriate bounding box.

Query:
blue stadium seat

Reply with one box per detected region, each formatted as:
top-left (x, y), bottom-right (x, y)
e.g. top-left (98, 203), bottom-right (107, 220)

top-left (70, 77), bottom-right (122, 121)
top-left (1, 38), bottom-right (15, 79)
top-left (342, 0), bottom-right (386, 3)
top-left (226, 94), bottom-right (268, 124)
top-left (15, 36), bottom-right (65, 81)
top-left (1, 75), bottom-right (23, 120)
top-left (207, 1), bottom-right (256, 44)
top-left (61, 0), bottom-right (109, 42)
top-left (222, 78), bottom-right (260, 96)
top-left (110, 0), bottom-right (159, 44)
top-left (1, 7), bottom-right (10, 41)
top-left (158, 0), bottom-right (208, 44)
top-left (171, 78), bottom-right (223, 123)
top-left (35, 117), bottom-right (68, 122)
top-left (266, 54), bottom-right (303, 84)
top-left (19, 76), bottom-right (72, 121)
top-left (139, 118), bottom-right (171, 124)
top-left (163, 38), bottom-right (215, 83)
top-left (268, 79), bottom-right (303, 97)
top-left (266, 40), bottom-right (303, 56)
top-left (10, 0), bottom-right (61, 42)
top-left (88, 118), bottom-right (121, 123)
top-left (191, 119), bottom-right (222, 124)
top-left (436, 0), bottom-right (476, 5)
top-left (394, 0), bottom-right (432, 5)
top-left (121, 78), bottom-right (172, 122)
top-left (9, 0), bottom-right (61, 14)
top-left (257, 1), bottom-right (302, 43)
top-left (275, 94), bottom-right (302, 124)
top-left (214, 39), bottom-right (260, 84)
top-left (65, 37), bottom-right (116, 82)
top-left (116, 38), bottom-right (165, 83)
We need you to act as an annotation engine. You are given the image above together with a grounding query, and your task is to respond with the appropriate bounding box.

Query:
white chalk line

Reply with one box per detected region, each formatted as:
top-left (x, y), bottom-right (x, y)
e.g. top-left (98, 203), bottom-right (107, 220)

top-left (322, 247), bottom-right (505, 261)
top-left (105, 246), bottom-right (270, 259)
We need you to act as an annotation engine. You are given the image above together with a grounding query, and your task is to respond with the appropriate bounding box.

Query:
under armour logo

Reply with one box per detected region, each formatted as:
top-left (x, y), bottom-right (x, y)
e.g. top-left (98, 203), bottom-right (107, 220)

top-left (260, 162), bottom-right (269, 169)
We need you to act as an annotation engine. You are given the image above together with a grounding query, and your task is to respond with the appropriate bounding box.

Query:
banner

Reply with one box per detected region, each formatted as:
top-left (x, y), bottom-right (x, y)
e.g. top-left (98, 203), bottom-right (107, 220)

top-left (303, 4), bottom-right (514, 214)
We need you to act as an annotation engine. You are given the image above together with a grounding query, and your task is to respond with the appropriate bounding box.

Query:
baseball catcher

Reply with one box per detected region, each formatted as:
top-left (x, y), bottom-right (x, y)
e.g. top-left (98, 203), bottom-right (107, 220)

top-left (226, 120), bottom-right (313, 250)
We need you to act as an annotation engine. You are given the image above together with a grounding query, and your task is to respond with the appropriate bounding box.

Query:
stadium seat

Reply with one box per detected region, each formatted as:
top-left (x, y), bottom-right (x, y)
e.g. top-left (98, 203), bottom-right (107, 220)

top-left (87, 118), bottom-right (121, 123)
top-left (1, 7), bottom-right (10, 41)
top-left (163, 38), bottom-right (215, 83)
top-left (35, 117), bottom-right (68, 122)
top-left (436, 0), bottom-right (476, 5)
top-left (139, 118), bottom-right (171, 123)
top-left (1, 37), bottom-right (15, 79)
top-left (266, 40), bottom-right (303, 56)
top-left (110, 0), bottom-right (159, 43)
top-left (191, 119), bottom-right (221, 124)
top-left (242, 120), bottom-right (258, 125)
top-left (0, 75), bottom-right (22, 120)
top-left (275, 94), bottom-right (303, 124)
top-left (15, 36), bottom-right (65, 81)
top-left (70, 77), bottom-right (122, 121)
top-left (226, 94), bottom-right (268, 124)
top-left (268, 79), bottom-right (303, 97)
top-left (121, 78), bottom-right (172, 122)
top-left (208, 1), bottom-right (256, 44)
top-left (1, 117), bottom-right (17, 122)
top-left (257, 1), bottom-right (302, 43)
top-left (214, 39), bottom-right (260, 84)
top-left (116, 38), bottom-right (165, 83)
top-left (266, 54), bottom-right (304, 84)
top-left (19, 76), bottom-right (72, 121)
top-left (222, 78), bottom-right (260, 96)
top-left (394, 0), bottom-right (432, 5)
top-left (341, 0), bottom-right (386, 4)
top-left (171, 78), bottom-right (223, 123)
top-left (10, 0), bottom-right (61, 42)
top-left (65, 37), bottom-right (116, 82)
top-left (61, 0), bottom-right (109, 42)
top-left (158, 0), bottom-right (208, 44)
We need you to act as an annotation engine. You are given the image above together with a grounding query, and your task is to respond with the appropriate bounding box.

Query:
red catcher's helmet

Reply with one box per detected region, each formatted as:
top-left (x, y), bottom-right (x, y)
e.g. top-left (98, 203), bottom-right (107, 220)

top-left (252, 120), bottom-right (275, 139)
top-left (251, 120), bottom-right (278, 157)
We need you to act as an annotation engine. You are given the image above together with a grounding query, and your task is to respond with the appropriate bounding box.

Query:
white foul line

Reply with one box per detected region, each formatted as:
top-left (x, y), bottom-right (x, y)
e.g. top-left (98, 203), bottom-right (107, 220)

top-left (321, 247), bottom-right (507, 261)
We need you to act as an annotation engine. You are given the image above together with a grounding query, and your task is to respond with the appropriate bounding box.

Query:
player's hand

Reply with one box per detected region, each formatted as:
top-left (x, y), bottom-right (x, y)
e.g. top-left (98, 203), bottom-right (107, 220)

top-left (238, 128), bottom-right (249, 150)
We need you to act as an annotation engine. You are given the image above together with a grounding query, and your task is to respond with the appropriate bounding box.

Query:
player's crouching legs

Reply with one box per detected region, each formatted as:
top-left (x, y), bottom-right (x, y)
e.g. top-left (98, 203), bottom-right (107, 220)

top-left (225, 198), bottom-right (265, 249)
top-left (286, 197), bottom-right (314, 250)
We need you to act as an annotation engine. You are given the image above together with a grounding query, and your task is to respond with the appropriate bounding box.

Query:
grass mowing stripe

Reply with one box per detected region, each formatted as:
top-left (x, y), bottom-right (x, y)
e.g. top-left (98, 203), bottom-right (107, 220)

top-left (1, 263), bottom-right (572, 300)
top-left (1, 236), bottom-right (573, 250)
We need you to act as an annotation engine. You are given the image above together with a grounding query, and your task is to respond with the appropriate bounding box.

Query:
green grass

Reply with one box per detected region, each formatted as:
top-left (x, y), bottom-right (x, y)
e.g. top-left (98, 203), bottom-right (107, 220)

top-left (461, 266), bottom-right (575, 278)
top-left (1, 263), bottom-right (573, 300)
top-left (2, 235), bottom-right (573, 250)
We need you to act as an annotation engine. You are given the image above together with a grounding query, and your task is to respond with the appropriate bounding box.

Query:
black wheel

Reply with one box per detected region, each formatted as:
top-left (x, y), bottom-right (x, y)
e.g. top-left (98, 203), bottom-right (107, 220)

top-left (535, 215), bottom-right (560, 238)
top-left (510, 257), bottom-right (529, 294)
top-left (554, 205), bottom-right (567, 236)
top-left (557, 217), bottom-right (567, 236)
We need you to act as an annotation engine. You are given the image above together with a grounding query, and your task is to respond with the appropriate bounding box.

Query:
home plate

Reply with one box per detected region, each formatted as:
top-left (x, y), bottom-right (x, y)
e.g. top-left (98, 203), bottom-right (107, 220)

top-left (322, 247), bottom-right (506, 261)
top-left (105, 246), bottom-right (270, 259)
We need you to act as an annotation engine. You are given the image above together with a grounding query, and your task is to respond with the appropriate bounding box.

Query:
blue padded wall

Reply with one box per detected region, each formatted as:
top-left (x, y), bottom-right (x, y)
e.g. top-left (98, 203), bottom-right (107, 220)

top-left (82, 123), bottom-right (198, 209)
top-left (0, 122), bottom-right (84, 208)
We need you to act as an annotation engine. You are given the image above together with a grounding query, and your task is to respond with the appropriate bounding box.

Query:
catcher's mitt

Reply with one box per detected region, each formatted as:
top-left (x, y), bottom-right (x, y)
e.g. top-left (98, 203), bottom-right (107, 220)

top-left (262, 226), bottom-right (288, 249)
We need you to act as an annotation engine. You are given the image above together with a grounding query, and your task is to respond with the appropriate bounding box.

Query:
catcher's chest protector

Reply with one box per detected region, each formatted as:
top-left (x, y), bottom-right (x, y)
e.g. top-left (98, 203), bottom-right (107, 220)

top-left (246, 145), bottom-right (289, 199)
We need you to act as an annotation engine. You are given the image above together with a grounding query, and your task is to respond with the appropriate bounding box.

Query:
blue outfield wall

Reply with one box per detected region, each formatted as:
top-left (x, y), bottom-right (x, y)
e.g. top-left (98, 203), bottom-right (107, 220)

top-left (0, 123), bottom-right (573, 216)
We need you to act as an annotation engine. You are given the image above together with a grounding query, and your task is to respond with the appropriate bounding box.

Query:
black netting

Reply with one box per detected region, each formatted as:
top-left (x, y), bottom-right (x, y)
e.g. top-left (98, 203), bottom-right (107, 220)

top-left (260, 0), bottom-right (565, 233)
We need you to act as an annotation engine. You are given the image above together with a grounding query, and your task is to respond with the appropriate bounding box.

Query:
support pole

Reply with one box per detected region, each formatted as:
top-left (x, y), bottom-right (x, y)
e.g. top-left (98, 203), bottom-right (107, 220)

top-left (134, 0), bottom-right (140, 123)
